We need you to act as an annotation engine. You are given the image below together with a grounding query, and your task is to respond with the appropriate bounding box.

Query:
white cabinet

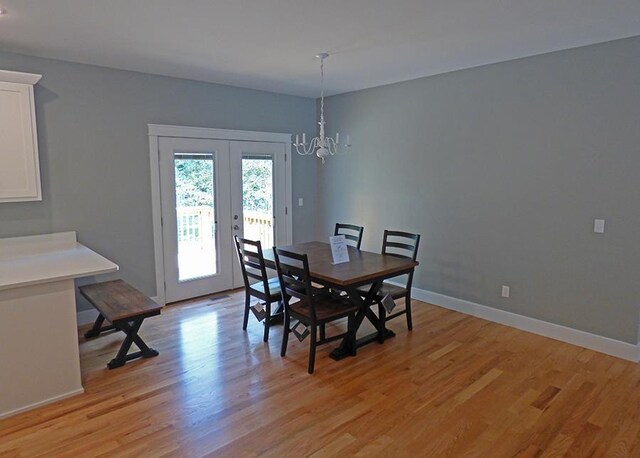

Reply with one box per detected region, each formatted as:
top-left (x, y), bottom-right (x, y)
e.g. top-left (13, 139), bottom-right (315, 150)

top-left (0, 70), bottom-right (42, 203)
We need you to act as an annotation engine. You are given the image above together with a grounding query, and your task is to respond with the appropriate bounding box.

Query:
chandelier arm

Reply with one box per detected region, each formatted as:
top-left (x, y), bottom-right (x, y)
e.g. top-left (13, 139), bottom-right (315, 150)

top-left (294, 137), bottom-right (316, 155)
top-left (325, 136), bottom-right (338, 155)
top-left (309, 137), bottom-right (320, 155)
top-left (299, 144), bottom-right (307, 154)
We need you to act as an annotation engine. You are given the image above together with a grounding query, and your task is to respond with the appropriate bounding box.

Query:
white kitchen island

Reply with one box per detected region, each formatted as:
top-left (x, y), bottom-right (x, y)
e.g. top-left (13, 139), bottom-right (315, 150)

top-left (0, 232), bottom-right (118, 419)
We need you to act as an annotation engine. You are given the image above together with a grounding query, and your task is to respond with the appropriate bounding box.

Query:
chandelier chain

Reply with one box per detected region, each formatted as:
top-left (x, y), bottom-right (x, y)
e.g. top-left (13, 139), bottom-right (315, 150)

top-left (320, 55), bottom-right (325, 127)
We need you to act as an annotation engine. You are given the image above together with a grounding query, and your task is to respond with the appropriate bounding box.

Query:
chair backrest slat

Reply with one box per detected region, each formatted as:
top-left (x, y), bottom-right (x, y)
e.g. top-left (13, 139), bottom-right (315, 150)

top-left (384, 241), bottom-right (416, 252)
top-left (245, 270), bottom-right (263, 282)
top-left (244, 260), bottom-right (263, 271)
top-left (242, 251), bottom-right (262, 262)
top-left (334, 223), bottom-right (365, 250)
top-left (381, 229), bottom-right (421, 289)
top-left (234, 236), bottom-right (271, 296)
top-left (382, 230), bottom-right (420, 260)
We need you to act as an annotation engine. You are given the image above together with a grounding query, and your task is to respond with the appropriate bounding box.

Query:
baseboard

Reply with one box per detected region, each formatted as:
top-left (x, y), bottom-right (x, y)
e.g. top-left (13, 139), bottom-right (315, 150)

top-left (0, 387), bottom-right (84, 420)
top-left (408, 286), bottom-right (640, 362)
top-left (76, 308), bottom-right (99, 326)
top-left (77, 285), bottom-right (637, 361)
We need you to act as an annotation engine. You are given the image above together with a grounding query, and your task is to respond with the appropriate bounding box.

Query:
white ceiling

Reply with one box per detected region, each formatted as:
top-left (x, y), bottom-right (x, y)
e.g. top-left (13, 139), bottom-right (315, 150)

top-left (0, 0), bottom-right (639, 97)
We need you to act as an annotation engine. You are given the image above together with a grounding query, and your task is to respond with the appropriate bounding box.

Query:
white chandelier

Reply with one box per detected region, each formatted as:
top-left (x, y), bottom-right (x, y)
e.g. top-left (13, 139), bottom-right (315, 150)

top-left (294, 53), bottom-right (350, 164)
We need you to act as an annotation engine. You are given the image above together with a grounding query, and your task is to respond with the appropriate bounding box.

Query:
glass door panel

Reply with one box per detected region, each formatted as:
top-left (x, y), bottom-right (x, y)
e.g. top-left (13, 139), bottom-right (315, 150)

top-left (174, 154), bottom-right (217, 281)
top-left (241, 156), bottom-right (274, 249)
top-left (230, 141), bottom-right (287, 288)
top-left (159, 138), bottom-right (232, 303)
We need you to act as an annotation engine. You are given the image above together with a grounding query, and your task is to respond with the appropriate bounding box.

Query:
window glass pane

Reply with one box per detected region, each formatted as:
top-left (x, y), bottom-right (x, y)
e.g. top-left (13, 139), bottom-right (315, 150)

top-left (174, 153), bottom-right (217, 281)
top-left (242, 157), bottom-right (274, 248)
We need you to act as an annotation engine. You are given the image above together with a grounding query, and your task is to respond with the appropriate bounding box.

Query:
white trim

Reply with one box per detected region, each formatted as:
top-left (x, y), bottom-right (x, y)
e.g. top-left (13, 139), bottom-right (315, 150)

top-left (0, 387), bottom-right (84, 420)
top-left (148, 124), bottom-right (293, 305)
top-left (408, 285), bottom-right (639, 362)
top-left (148, 124), bottom-right (292, 144)
top-left (27, 83), bottom-right (42, 201)
top-left (0, 69), bottom-right (42, 85)
top-left (149, 134), bottom-right (166, 305)
top-left (285, 141), bottom-right (293, 244)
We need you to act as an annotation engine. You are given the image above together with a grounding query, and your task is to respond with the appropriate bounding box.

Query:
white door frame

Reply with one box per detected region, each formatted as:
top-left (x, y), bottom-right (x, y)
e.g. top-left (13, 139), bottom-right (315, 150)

top-left (148, 124), bottom-right (293, 306)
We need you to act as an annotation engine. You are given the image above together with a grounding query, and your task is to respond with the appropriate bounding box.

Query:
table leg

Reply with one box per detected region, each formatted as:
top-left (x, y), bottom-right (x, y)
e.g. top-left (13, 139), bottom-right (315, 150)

top-left (84, 313), bottom-right (116, 338)
top-left (107, 317), bottom-right (159, 369)
top-left (329, 281), bottom-right (395, 361)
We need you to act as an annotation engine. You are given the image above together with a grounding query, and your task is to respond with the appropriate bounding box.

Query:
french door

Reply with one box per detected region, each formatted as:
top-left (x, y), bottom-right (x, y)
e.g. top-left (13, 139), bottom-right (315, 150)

top-left (159, 137), bottom-right (287, 303)
top-left (230, 141), bottom-right (286, 288)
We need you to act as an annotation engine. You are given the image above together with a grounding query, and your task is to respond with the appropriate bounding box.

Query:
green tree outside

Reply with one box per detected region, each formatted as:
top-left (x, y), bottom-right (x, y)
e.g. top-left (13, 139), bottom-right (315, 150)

top-left (175, 156), bottom-right (272, 214)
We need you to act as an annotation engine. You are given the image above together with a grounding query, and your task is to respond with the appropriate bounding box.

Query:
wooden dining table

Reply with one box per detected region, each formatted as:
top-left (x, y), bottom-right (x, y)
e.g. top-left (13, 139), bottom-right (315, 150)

top-left (262, 241), bottom-right (419, 360)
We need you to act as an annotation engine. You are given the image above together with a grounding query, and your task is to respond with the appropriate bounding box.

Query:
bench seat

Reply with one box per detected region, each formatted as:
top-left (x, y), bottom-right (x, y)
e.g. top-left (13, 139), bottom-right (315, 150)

top-left (79, 280), bottom-right (161, 369)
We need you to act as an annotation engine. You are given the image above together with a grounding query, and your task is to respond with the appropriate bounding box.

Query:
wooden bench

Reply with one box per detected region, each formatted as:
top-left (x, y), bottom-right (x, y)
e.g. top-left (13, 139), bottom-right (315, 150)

top-left (79, 280), bottom-right (161, 369)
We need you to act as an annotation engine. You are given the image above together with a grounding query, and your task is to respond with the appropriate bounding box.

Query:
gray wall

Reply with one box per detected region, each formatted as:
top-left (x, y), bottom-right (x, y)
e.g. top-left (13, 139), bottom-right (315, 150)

top-left (0, 50), bottom-right (317, 310)
top-left (319, 37), bottom-right (640, 344)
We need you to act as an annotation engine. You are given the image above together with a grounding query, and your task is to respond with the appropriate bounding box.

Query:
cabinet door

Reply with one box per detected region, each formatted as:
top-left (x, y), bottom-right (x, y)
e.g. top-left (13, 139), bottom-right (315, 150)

top-left (0, 81), bottom-right (41, 202)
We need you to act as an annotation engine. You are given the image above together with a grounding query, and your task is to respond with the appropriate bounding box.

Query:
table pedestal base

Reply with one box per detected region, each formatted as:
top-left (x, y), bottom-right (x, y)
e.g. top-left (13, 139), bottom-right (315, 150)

top-left (330, 329), bottom-right (396, 361)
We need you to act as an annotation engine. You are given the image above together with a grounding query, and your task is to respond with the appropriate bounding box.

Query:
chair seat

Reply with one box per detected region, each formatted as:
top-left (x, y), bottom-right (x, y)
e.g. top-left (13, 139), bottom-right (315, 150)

top-left (290, 297), bottom-right (359, 323)
top-left (249, 277), bottom-right (282, 299)
top-left (251, 277), bottom-right (325, 300)
top-left (286, 283), bottom-right (327, 297)
top-left (357, 281), bottom-right (408, 299)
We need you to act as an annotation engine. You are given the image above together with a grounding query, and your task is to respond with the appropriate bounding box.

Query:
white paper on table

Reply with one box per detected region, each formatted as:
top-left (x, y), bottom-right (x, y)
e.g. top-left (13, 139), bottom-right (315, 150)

top-left (329, 235), bottom-right (350, 264)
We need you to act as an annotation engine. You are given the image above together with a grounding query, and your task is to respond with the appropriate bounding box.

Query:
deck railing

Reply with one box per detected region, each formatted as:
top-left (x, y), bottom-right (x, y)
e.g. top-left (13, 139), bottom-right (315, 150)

top-left (177, 206), bottom-right (214, 247)
top-left (176, 207), bottom-right (273, 248)
top-left (242, 210), bottom-right (274, 248)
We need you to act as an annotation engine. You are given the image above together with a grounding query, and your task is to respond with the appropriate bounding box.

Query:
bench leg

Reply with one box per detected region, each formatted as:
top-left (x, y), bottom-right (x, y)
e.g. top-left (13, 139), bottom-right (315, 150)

top-left (84, 313), bottom-right (116, 338)
top-left (107, 317), bottom-right (159, 369)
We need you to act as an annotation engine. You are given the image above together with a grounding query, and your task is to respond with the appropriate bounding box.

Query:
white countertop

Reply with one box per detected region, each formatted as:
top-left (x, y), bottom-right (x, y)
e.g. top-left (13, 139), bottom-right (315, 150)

top-left (0, 232), bottom-right (119, 291)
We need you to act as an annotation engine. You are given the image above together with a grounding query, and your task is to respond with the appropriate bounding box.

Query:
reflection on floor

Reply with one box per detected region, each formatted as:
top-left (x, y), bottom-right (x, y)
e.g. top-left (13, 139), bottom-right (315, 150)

top-left (2, 289), bottom-right (640, 456)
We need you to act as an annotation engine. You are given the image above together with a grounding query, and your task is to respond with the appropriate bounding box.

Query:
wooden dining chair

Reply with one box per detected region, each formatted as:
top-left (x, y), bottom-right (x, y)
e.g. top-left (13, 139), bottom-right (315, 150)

top-left (358, 230), bottom-right (420, 339)
top-left (334, 223), bottom-right (365, 250)
top-left (234, 236), bottom-right (283, 342)
top-left (274, 248), bottom-right (358, 374)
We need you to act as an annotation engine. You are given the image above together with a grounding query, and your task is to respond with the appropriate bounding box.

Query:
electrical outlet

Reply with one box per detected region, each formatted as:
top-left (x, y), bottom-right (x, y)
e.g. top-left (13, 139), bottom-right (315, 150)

top-left (502, 285), bottom-right (510, 298)
top-left (594, 219), bottom-right (605, 233)
top-left (298, 197), bottom-right (304, 207)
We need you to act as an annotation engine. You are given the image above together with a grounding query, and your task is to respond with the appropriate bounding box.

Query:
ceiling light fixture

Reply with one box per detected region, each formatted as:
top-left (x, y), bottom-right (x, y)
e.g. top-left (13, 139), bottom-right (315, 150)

top-left (0, 8), bottom-right (7, 15)
top-left (293, 53), bottom-right (350, 164)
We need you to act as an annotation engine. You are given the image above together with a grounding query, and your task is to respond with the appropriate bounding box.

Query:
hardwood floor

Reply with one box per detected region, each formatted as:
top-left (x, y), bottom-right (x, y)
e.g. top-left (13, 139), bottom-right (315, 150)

top-left (1, 290), bottom-right (640, 457)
